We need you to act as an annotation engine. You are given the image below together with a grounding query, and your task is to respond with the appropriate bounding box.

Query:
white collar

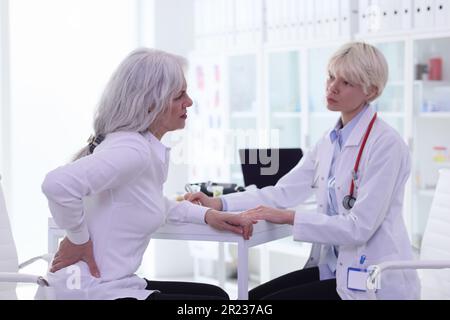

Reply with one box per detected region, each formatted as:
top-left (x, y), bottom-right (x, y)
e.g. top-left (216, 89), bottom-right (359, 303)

top-left (142, 131), bottom-right (170, 164)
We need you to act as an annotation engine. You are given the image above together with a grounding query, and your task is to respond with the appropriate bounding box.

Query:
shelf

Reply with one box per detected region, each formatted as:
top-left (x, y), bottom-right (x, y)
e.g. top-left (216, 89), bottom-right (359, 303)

top-left (417, 189), bottom-right (436, 198)
top-left (231, 112), bottom-right (257, 118)
top-left (271, 112), bottom-right (301, 118)
top-left (378, 112), bottom-right (404, 118)
top-left (418, 112), bottom-right (450, 119)
top-left (414, 80), bottom-right (450, 87)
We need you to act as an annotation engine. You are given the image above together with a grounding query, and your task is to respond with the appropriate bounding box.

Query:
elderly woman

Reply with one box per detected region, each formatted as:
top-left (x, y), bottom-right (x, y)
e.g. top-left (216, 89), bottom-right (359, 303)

top-left (41, 48), bottom-right (255, 300)
top-left (186, 42), bottom-right (420, 300)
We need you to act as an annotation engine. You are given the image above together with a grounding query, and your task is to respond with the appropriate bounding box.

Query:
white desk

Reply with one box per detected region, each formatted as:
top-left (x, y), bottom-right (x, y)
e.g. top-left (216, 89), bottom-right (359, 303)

top-left (48, 218), bottom-right (292, 300)
top-left (152, 221), bottom-right (292, 300)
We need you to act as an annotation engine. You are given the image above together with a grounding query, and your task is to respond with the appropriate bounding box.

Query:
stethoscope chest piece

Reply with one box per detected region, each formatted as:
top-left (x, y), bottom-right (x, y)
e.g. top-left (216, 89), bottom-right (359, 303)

top-left (342, 195), bottom-right (356, 210)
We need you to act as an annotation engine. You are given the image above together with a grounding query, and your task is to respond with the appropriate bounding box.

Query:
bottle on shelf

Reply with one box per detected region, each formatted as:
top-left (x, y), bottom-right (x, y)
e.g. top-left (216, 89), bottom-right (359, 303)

top-left (415, 63), bottom-right (428, 81)
top-left (432, 146), bottom-right (449, 163)
top-left (428, 57), bottom-right (443, 81)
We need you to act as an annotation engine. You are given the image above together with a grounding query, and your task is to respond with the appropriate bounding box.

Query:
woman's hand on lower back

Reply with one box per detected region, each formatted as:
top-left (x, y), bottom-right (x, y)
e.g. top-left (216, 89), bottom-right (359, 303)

top-left (50, 236), bottom-right (100, 278)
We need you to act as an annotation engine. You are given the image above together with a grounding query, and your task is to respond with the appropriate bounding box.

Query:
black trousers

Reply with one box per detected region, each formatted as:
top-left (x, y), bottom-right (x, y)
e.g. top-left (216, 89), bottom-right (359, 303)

top-left (249, 267), bottom-right (341, 300)
top-left (144, 279), bottom-right (229, 300)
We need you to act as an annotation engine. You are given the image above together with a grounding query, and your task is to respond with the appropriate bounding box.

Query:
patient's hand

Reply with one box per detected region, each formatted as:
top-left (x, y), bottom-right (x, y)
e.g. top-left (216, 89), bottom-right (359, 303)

top-left (50, 237), bottom-right (100, 278)
top-left (242, 206), bottom-right (295, 225)
top-left (204, 210), bottom-right (257, 240)
top-left (184, 192), bottom-right (222, 211)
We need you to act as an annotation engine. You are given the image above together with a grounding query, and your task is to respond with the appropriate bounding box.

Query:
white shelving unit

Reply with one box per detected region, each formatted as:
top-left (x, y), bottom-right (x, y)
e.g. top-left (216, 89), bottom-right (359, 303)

top-left (188, 0), bottom-right (450, 286)
top-left (410, 35), bottom-right (450, 248)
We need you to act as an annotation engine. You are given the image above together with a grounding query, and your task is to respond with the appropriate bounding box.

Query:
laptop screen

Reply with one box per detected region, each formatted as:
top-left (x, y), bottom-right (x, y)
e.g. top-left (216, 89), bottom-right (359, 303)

top-left (239, 148), bottom-right (303, 189)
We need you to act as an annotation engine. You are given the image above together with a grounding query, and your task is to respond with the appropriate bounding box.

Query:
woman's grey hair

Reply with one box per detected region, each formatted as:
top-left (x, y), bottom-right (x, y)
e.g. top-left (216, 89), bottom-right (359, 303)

top-left (328, 42), bottom-right (389, 102)
top-left (73, 48), bottom-right (187, 160)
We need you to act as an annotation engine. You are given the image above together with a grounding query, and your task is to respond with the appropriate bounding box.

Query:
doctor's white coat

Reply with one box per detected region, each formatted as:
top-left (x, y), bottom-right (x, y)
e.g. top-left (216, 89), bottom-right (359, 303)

top-left (223, 106), bottom-right (420, 300)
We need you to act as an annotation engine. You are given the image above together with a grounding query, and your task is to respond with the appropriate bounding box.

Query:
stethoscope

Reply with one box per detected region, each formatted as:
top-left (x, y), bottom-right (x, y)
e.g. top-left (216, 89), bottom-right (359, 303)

top-left (342, 112), bottom-right (378, 210)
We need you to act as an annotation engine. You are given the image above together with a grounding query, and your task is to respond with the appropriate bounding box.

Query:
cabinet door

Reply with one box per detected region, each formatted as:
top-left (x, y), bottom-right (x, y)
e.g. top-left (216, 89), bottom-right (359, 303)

top-left (228, 54), bottom-right (259, 184)
top-left (373, 41), bottom-right (406, 136)
top-left (308, 46), bottom-right (338, 146)
top-left (228, 54), bottom-right (258, 113)
top-left (267, 50), bottom-right (301, 148)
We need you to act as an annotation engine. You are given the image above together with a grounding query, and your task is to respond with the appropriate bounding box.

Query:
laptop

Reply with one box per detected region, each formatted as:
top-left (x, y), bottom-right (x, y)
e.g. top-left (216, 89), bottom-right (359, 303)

top-left (239, 148), bottom-right (303, 189)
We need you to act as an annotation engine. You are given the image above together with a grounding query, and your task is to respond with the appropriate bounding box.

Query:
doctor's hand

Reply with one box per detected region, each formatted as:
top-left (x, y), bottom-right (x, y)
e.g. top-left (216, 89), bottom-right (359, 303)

top-left (242, 206), bottom-right (295, 225)
top-left (50, 237), bottom-right (100, 278)
top-left (204, 209), bottom-right (258, 240)
top-left (184, 192), bottom-right (222, 211)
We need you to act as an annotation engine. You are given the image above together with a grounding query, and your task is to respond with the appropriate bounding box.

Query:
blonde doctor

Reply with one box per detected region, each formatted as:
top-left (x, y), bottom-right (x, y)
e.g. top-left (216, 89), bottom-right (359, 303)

top-left (186, 42), bottom-right (420, 300)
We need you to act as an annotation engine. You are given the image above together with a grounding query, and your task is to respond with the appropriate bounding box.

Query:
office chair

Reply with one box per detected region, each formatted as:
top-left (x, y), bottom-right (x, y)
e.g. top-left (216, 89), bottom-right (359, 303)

top-left (367, 169), bottom-right (450, 299)
top-left (0, 174), bottom-right (54, 299)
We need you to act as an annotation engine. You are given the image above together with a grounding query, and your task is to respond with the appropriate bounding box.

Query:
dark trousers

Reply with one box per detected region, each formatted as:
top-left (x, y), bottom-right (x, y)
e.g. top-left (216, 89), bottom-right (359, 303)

top-left (144, 279), bottom-right (229, 300)
top-left (249, 267), bottom-right (341, 300)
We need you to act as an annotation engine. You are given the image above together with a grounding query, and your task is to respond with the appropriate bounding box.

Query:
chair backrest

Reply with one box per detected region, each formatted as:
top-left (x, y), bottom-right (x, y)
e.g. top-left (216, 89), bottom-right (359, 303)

top-left (0, 175), bottom-right (19, 299)
top-left (420, 169), bottom-right (450, 300)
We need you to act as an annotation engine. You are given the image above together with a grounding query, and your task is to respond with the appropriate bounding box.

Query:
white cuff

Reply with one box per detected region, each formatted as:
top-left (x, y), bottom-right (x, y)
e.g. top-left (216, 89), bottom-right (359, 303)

top-left (221, 197), bottom-right (228, 211)
top-left (66, 222), bottom-right (90, 245)
top-left (185, 202), bottom-right (209, 225)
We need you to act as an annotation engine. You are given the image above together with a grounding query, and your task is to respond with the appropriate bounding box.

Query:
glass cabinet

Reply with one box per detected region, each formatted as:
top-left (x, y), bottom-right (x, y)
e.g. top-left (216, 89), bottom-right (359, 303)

top-left (229, 54), bottom-right (258, 113)
top-left (373, 41), bottom-right (406, 137)
top-left (307, 46), bottom-right (339, 146)
top-left (227, 54), bottom-right (259, 184)
top-left (267, 50), bottom-right (301, 148)
top-left (411, 36), bottom-right (450, 248)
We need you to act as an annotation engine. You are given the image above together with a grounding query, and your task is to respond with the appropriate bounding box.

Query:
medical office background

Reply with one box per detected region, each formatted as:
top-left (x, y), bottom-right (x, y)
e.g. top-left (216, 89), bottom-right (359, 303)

top-left (1, 0), bottom-right (449, 299)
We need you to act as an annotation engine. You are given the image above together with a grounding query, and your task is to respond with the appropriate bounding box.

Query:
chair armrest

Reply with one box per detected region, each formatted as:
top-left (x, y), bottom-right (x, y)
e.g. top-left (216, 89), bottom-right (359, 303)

top-left (18, 254), bottom-right (53, 270)
top-left (366, 260), bottom-right (450, 291)
top-left (0, 272), bottom-right (49, 287)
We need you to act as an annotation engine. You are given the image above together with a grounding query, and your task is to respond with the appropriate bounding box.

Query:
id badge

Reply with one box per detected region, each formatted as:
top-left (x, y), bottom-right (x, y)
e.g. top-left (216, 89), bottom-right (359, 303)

top-left (347, 267), bottom-right (368, 292)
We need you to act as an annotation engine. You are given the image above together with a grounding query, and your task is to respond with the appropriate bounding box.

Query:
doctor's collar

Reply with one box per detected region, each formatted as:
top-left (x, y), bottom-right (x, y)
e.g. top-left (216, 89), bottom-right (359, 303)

top-left (330, 104), bottom-right (370, 144)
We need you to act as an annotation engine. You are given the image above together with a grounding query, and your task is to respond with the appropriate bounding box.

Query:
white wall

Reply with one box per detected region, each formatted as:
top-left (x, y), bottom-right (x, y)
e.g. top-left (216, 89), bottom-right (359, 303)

top-left (2, 0), bottom-right (197, 280)
top-left (0, 0), bottom-right (11, 199)
top-left (8, 0), bottom-right (138, 261)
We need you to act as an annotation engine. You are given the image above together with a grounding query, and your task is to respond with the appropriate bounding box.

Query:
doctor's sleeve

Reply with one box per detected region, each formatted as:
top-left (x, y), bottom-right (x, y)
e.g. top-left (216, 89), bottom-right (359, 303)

top-left (222, 143), bottom-right (318, 211)
top-left (41, 141), bottom-right (149, 245)
top-left (293, 134), bottom-right (410, 246)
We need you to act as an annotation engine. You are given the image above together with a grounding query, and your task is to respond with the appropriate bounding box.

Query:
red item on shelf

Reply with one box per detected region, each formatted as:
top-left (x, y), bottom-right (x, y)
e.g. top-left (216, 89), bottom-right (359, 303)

top-left (428, 57), bottom-right (443, 81)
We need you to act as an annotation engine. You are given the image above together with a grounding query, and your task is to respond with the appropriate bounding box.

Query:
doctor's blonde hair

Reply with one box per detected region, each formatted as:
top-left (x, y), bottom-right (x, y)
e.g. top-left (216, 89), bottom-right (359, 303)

top-left (327, 42), bottom-right (389, 102)
top-left (73, 48), bottom-right (187, 160)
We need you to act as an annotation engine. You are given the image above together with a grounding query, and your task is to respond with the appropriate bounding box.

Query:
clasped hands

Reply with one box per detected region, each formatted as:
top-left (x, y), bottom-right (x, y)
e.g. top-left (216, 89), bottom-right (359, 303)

top-left (184, 192), bottom-right (295, 241)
